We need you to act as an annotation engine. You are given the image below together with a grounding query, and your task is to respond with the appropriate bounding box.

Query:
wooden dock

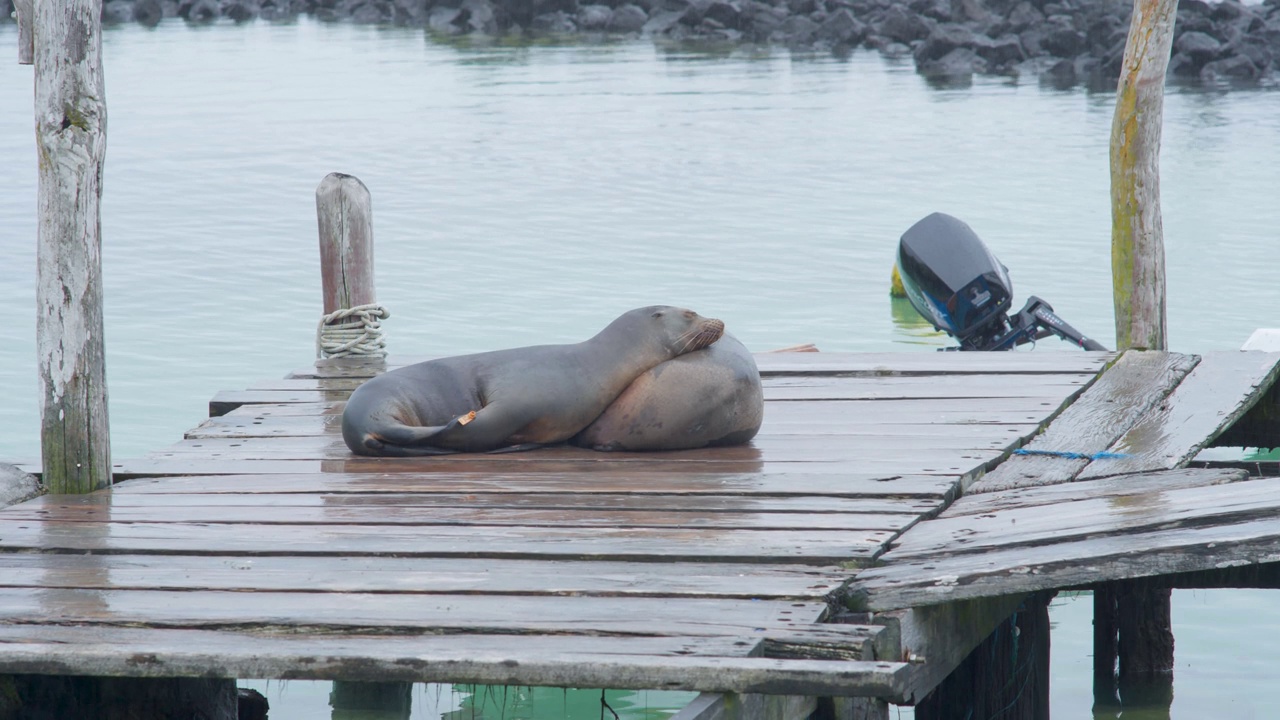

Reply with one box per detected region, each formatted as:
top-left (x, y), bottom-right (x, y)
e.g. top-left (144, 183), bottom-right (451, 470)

top-left (4, 349), bottom-right (1280, 716)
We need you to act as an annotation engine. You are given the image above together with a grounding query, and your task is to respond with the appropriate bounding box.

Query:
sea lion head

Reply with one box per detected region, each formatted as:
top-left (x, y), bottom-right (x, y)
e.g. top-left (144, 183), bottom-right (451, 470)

top-left (617, 305), bottom-right (725, 357)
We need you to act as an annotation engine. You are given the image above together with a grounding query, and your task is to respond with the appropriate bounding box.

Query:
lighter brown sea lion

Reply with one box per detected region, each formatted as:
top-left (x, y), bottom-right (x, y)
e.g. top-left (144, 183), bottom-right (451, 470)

top-left (572, 333), bottom-right (763, 451)
top-left (341, 306), bottom-right (725, 456)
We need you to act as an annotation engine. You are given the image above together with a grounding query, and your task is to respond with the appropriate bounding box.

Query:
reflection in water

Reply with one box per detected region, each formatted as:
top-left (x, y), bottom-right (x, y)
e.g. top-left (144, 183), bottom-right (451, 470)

top-left (447, 685), bottom-right (693, 720)
top-left (888, 296), bottom-right (948, 348)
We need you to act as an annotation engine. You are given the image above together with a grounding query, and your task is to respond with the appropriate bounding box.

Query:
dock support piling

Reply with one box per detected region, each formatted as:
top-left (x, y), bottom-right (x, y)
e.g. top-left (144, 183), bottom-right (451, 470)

top-left (914, 592), bottom-right (1052, 720)
top-left (329, 680), bottom-right (413, 719)
top-left (33, 0), bottom-right (112, 494)
top-left (14, 0), bottom-right (33, 64)
top-left (1105, 0), bottom-right (1179, 702)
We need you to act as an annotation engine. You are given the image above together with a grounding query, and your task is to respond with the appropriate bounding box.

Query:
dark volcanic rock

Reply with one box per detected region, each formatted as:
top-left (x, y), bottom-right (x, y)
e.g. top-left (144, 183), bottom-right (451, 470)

top-left (818, 7), bottom-right (868, 44)
top-left (134, 0), bottom-right (164, 24)
top-left (877, 4), bottom-right (932, 43)
top-left (1201, 52), bottom-right (1261, 80)
top-left (103, 0), bottom-right (136, 23)
top-left (919, 45), bottom-right (987, 76)
top-left (914, 22), bottom-right (977, 62)
top-left (578, 3), bottom-right (613, 27)
top-left (607, 2), bottom-right (647, 29)
top-left (1040, 24), bottom-right (1086, 56)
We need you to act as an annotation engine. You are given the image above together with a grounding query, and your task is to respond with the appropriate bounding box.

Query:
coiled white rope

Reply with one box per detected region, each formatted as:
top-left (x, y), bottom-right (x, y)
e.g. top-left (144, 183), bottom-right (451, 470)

top-left (316, 303), bottom-right (390, 359)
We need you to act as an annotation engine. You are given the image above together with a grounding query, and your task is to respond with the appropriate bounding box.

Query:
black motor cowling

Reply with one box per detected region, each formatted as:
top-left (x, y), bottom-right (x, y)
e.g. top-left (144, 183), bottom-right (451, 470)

top-left (896, 212), bottom-right (1013, 342)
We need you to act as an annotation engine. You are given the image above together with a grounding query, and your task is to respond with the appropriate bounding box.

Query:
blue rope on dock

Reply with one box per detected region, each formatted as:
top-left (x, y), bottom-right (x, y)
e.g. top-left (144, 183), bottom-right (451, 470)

top-left (1013, 448), bottom-right (1132, 460)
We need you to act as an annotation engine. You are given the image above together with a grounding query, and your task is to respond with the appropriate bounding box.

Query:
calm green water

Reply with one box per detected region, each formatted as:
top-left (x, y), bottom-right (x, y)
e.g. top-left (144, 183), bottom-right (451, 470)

top-left (2, 18), bottom-right (1280, 719)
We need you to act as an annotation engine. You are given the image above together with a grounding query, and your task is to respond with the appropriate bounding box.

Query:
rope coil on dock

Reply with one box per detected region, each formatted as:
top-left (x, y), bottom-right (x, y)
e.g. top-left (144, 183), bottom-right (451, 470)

top-left (316, 303), bottom-right (389, 359)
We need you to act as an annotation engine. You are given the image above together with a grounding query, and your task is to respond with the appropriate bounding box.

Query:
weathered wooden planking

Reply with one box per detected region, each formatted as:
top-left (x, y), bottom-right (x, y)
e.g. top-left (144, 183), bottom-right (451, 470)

top-left (0, 553), bottom-right (849, 599)
top-left (211, 374), bottom-right (1092, 415)
top-left (883, 477), bottom-right (1280, 561)
top-left (0, 625), bottom-right (910, 698)
top-left (945, 468), bottom-right (1247, 517)
top-left (189, 408), bottom-right (1045, 441)
top-left (212, 397), bottom-right (1084, 423)
top-left (107, 471), bottom-right (961, 500)
top-left (26, 491), bottom-right (943, 516)
top-left (144, 436), bottom-right (1007, 470)
top-left (156, 434), bottom-right (1019, 459)
top-left (104, 461), bottom-right (972, 490)
top-left (852, 513), bottom-right (1280, 610)
top-left (0, 587), bottom-right (825, 635)
top-left (292, 352), bottom-right (1113, 380)
top-left (0, 520), bottom-right (893, 565)
top-left (237, 374), bottom-right (1094, 400)
top-left (1077, 351), bottom-right (1280, 479)
top-left (969, 351), bottom-right (1199, 493)
top-left (2, 502), bottom-right (922, 532)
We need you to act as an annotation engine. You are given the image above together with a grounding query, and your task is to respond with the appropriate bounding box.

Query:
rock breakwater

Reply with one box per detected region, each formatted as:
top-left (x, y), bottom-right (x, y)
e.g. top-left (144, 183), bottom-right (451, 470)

top-left (5, 0), bottom-right (1279, 88)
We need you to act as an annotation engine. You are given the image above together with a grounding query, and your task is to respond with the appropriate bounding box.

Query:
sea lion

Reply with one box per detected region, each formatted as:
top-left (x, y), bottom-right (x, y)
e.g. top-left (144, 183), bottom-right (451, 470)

top-left (341, 306), bottom-right (725, 456)
top-left (572, 333), bottom-right (763, 452)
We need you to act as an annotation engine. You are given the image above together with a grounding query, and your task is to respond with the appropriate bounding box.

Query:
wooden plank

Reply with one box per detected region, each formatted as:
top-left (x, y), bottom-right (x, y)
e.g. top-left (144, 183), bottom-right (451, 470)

top-left (0, 625), bottom-right (760, 660)
top-left (0, 553), bottom-right (850, 599)
top-left (212, 397), bottom-right (1084, 422)
top-left (944, 468), bottom-right (1247, 517)
top-left (102, 460), bottom-right (972, 488)
top-left (851, 513), bottom-right (1280, 610)
top-left (26, 491), bottom-right (943, 517)
top-left (0, 623), bottom-right (881, 664)
top-left (211, 375), bottom-right (1092, 415)
top-left (188, 409), bottom-right (1045, 440)
top-left (0, 624), bottom-right (911, 697)
top-left (292, 352), bottom-right (1113, 380)
top-left (970, 351), bottom-right (1199, 492)
top-left (0, 587), bottom-right (829, 635)
top-left (107, 471), bottom-right (963, 499)
top-left (1, 502), bottom-right (922, 532)
top-left (235, 374), bottom-right (1094, 401)
top-left (870, 594), bottom-right (1026, 704)
top-left (1077, 351), bottom-right (1280, 479)
top-left (0, 521), bottom-right (894, 565)
top-left (883, 477), bottom-right (1280, 561)
top-left (151, 434), bottom-right (1018, 459)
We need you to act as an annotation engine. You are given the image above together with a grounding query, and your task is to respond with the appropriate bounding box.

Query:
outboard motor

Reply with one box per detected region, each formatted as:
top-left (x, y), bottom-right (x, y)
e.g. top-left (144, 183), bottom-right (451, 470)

top-left (896, 212), bottom-right (1107, 352)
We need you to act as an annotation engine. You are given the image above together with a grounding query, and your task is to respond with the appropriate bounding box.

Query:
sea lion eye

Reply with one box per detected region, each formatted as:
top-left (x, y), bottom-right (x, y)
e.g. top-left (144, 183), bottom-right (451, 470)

top-left (651, 311), bottom-right (664, 318)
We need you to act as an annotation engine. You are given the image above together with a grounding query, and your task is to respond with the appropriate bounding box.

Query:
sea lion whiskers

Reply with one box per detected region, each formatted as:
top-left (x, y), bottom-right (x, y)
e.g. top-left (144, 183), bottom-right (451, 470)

top-left (676, 319), bottom-right (725, 353)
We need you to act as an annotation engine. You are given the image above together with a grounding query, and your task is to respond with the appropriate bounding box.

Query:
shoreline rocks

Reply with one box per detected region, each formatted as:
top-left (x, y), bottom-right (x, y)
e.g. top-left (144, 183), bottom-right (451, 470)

top-left (4, 0), bottom-right (1279, 88)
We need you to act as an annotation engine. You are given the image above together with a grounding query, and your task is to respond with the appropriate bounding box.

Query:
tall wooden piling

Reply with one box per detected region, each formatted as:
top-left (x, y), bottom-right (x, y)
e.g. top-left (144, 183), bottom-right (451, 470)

top-left (14, 0), bottom-right (33, 64)
top-left (33, 0), bottom-right (111, 493)
top-left (1104, 0), bottom-right (1179, 706)
top-left (1109, 0), bottom-right (1175, 351)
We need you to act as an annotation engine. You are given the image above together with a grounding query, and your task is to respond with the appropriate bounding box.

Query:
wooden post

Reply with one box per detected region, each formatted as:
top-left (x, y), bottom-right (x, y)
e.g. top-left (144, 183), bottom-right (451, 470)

top-left (33, 0), bottom-right (111, 494)
top-left (914, 592), bottom-right (1052, 720)
top-left (317, 172), bottom-right (377, 316)
top-left (1109, 0), bottom-right (1176, 351)
top-left (329, 680), bottom-right (412, 719)
top-left (1103, 0), bottom-right (1178, 705)
top-left (14, 0), bottom-right (33, 64)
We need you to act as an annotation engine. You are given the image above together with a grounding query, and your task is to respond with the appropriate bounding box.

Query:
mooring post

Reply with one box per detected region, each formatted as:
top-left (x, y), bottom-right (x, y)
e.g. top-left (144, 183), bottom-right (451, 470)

top-left (315, 172), bottom-right (389, 359)
top-left (1102, 0), bottom-right (1179, 708)
top-left (14, 0), bottom-right (33, 64)
top-left (316, 173), bottom-right (406, 711)
top-left (33, 0), bottom-right (111, 494)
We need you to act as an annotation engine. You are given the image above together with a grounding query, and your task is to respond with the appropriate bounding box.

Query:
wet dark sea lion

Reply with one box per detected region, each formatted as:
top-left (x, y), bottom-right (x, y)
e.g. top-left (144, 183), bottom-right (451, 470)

top-left (341, 306), bottom-right (725, 456)
top-left (572, 333), bottom-right (763, 452)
